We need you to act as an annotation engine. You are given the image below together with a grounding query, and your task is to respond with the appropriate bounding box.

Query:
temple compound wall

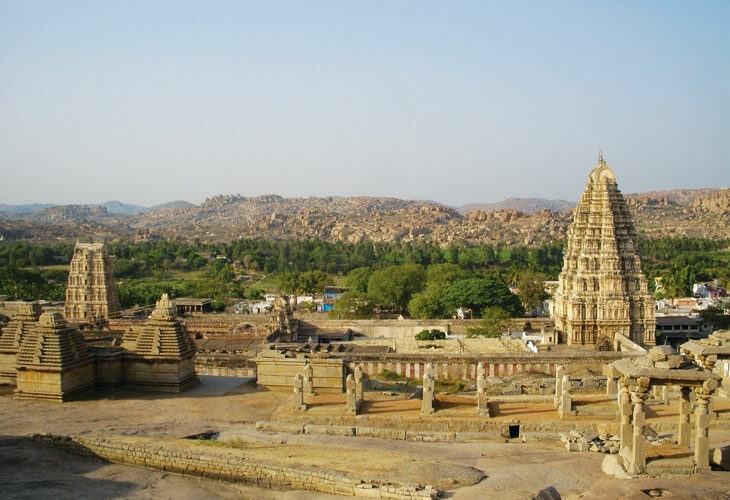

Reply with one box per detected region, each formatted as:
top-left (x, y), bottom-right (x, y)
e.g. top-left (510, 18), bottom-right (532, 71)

top-left (64, 242), bottom-right (120, 322)
top-left (553, 157), bottom-right (655, 347)
top-left (255, 349), bottom-right (346, 392)
top-left (0, 295), bottom-right (198, 401)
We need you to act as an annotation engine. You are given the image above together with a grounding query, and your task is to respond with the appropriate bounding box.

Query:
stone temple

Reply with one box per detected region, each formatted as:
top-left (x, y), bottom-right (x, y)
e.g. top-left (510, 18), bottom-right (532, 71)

top-left (64, 242), bottom-right (120, 322)
top-left (553, 156), bottom-right (655, 346)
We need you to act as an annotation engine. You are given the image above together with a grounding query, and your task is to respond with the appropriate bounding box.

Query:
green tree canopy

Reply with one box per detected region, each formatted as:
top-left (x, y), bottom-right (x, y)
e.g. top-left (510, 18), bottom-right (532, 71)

top-left (298, 270), bottom-right (330, 294)
top-left (328, 291), bottom-right (374, 319)
top-left (367, 263), bottom-right (426, 312)
top-left (466, 306), bottom-right (511, 338)
top-left (440, 278), bottom-right (524, 318)
top-left (516, 271), bottom-right (548, 311)
top-left (345, 266), bottom-right (373, 293)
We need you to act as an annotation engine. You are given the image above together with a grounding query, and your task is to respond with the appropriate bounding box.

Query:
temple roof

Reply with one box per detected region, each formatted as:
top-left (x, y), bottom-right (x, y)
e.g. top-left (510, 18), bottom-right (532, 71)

top-left (16, 312), bottom-right (91, 367)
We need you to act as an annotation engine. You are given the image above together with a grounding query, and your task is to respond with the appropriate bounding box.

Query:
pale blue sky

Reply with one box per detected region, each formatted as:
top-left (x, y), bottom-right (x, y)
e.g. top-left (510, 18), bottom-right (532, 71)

top-left (1, 1), bottom-right (728, 207)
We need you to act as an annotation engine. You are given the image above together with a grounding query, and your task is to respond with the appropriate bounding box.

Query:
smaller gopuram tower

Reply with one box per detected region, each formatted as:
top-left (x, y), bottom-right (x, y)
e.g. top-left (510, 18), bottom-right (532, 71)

top-left (270, 296), bottom-right (299, 341)
top-left (553, 156), bottom-right (655, 346)
top-left (122, 294), bottom-right (199, 393)
top-left (14, 312), bottom-right (96, 401)
top-left (65, 241), bottom-right (120, 322)
top-left (0, 302), bottom-right (41, 384)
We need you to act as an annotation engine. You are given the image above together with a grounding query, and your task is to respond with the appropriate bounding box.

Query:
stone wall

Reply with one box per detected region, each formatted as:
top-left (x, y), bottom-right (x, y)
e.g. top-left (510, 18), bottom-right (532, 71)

top-left (15, 363), bottom-right (96, 402)
top-left (303, 318), bottom-right (553, 339)
top-left (195, 348), bottom-right (642, 384)
top-left (195, 354), bottom-right (256, 378)
top-left (259, 416), bottom-right (730, 441)
top-left (32, 434), bottom-right (437, 499)
top-left (343, 350), bottom-right (641, 381)
top-left (256, 357), bottom-right (345, 392)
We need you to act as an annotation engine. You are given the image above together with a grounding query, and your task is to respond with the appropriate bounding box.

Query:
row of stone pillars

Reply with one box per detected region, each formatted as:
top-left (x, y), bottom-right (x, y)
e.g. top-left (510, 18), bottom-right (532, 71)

top-left (420, 362), bottom-right (491, 417)
top-left (618, 377), bottom-right (716, 475)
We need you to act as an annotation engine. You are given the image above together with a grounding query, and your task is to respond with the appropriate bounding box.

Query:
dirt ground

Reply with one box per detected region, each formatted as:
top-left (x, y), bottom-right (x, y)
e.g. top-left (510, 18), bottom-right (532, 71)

top-left (2, 376), bottom-right (730, 499)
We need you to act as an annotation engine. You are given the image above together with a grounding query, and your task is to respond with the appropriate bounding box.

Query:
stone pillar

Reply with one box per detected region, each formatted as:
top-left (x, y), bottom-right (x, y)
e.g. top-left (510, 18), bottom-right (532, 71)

top-left (652, 385), bottom-right (661, 400)
top-left (619, 379), bottom-right (633, 454)
top-left (302, 362), bottom-right (313, 395)
top-left (354, 364), bottom-right (363, 402)
top-left (421, 373), bottom-right (435, 416)
top-left (606, 376), bottom-right (617, 396)
top-left (345, 374), bottom-right (357, 415)
top-left (694, 390), bottom-right (711, 472)
top-left (678, 387), bottom-right (692, 448)
top-left (476, 363), bottom-right (489, 416)
top-left (693, 379), bottom-right (717, 472)
top-left (628, 377), bottom-right (649, 475)
top-left (554, 365), bottom-right (565, 408)
top-left (425, 362), bottom-right (436, 379)
top-left (292, 374), bottom-right (306, 412)
top-left (661, 385), bottom-right (669, 405)
top-left (558, 375), bottom-right (572, 418)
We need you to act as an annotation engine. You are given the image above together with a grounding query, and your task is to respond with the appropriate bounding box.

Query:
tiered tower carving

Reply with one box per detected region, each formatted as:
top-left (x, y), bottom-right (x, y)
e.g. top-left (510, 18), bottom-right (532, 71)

top-left (14, 312), bottom-right (96, 401)
top-left (553, 156), bottom-right (655, 346)
top-left (0, 302), bottom-right (41, 384)
top-left (64, 242), bottom-right (120, 321)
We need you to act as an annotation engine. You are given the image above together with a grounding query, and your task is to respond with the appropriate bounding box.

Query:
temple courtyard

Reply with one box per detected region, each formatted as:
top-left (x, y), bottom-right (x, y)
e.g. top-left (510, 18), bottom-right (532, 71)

top-left (2, 375), bottom-right (730, 500)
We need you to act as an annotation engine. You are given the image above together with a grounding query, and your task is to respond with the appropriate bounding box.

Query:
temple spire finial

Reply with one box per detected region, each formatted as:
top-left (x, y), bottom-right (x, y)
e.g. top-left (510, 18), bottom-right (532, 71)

top-left (598, 150), bottom-right (605, 165)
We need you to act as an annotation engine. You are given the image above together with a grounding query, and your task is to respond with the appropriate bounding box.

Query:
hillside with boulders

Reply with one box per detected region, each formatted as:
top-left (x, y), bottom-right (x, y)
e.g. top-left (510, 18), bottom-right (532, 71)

top-left (1, 188), bottom-right (728, 245)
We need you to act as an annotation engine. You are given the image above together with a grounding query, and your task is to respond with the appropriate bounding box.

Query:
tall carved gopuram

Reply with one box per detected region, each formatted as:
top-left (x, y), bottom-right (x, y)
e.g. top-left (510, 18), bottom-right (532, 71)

top-left (553, 156), bottom-right (655, 346)
top-left (64, 242), bottom-right (120, 322)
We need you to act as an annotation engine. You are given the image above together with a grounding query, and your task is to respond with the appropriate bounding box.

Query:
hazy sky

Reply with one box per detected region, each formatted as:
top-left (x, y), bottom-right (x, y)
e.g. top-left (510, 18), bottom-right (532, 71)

top-left (1, 1), bottom-right (728, 207)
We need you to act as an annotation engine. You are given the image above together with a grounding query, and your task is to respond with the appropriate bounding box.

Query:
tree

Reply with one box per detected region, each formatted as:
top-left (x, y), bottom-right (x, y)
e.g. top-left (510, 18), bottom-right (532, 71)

top-left (516, 271), bottom-right (548, 312)
top-left (440, 278), bottom-right (524, 318)
top-left (277, 271), bottom-right (301, 294)
top-left (345, 267), bottom-right (372, 293)
top-left (298, 270), bottom-right (329, 294)
top-left (367, 263), bottom-right (426, 312)
top-left (246, 288), bottom-right (263, 300)
top-left (466, 306), bottom-right (511, 338)
top-left (426, 263), bottom-right (466, 286)
top-left (415, 329), bottom-right (446, 341)
top-left (408, 287), bottom-right (444, 319)
top-left (408, 263), bottom-right (467, 319)
top-left (328, 291), bottom-right (374, 319)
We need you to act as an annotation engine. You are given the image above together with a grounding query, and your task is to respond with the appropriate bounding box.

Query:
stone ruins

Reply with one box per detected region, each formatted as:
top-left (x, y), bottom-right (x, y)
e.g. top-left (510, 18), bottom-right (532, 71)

top-left (553, 156), bottom-right (656, 346)
top-left (15, 312), bottom-right (96, 401)
top-left (0, 301), bottom-right (41, 385)
top-left (64, 241), bottom-right (120, 322)
top-left (0, 294), bottom-right (198, 400)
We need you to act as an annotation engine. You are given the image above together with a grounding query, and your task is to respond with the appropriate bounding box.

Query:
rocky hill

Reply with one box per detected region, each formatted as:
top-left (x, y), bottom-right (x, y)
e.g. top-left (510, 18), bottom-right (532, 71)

top-left (1, 188), bottom-right (728, 245)
top-left (459, 198), bottom-right (575, 214)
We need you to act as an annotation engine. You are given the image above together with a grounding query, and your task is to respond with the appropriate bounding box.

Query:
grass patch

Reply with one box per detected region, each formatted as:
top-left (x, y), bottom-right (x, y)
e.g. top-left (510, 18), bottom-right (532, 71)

top-left (377, 369), bottom-right (409, 382)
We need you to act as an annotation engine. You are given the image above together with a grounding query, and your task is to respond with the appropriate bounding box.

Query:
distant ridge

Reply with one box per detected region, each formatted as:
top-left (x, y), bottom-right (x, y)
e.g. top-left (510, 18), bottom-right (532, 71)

top-left (0, 203), bottom-right (56, 215)
top-left (0, 200), bottom-right (193, 216)
top-left (459, 197), bottom-right (575, 214)
top-left (101, 200), bottom-right (148, 215)
top-left (149, 200), bottom-right (193, 212)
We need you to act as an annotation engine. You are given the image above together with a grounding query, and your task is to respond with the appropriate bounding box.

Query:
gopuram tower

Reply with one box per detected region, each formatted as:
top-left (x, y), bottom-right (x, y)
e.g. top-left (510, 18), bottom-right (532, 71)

top-left (64, 241), bottom-right (120, 322)
top-left (553, 156), bottom-right (655, 347)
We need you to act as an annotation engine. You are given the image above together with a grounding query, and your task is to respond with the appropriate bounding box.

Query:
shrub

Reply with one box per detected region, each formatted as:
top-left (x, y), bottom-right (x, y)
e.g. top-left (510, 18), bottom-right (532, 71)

top-left (415, 329), bottom-right (446, 341)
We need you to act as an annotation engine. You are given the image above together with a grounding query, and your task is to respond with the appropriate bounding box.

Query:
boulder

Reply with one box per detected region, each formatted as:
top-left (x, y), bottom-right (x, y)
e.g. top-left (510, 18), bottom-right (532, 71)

top-left (648, 345), bottom-right (675, 362)
top-left (533, 486), bottom-right (561, 500)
